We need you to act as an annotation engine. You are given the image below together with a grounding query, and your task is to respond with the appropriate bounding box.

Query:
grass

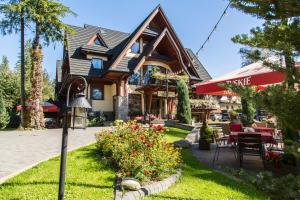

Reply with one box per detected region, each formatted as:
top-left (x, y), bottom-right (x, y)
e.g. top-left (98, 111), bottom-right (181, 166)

top-left (0, 145), bottom-right (115, 200)
top-left (0, 126), bottom-right (265, 200)
top-left (164, 127), bottom-right (190, 142)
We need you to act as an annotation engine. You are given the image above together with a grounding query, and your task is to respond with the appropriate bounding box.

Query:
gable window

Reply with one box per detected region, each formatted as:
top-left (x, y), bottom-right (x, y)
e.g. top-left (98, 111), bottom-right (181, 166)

top-left (91, 58), bottom-right (103, 69)
top-left (94, 37), bottom-right (104, 46)
top-left (91, 87), bottom-right (104, 100)
top-left (131, 42), bottom-right (140, 53)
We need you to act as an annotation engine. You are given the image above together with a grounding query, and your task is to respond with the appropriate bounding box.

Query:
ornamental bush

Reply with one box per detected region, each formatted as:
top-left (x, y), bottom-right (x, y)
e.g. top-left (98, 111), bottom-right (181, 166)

top-left (95, 120), bottom-right (181, 183)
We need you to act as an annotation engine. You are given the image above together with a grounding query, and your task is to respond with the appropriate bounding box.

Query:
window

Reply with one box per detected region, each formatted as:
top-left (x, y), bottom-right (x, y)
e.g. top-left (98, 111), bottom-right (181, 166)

top-left (91, 58), bottom-right (103, 69)
top-left (128, 70), bottom-right (141, 85)
top-left (91, 87), bottom-right (104, 100)
top-left (93, 37), bottom-right (104, 46)
top-left (131, 42), bottom-right (140, 53)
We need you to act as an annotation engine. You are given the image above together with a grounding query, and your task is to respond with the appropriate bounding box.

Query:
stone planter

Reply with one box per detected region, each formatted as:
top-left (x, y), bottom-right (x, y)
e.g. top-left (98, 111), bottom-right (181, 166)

top-left (199, 139), bottom-right (210, 150)
top-left (114, 170), bottom-right (182, 200)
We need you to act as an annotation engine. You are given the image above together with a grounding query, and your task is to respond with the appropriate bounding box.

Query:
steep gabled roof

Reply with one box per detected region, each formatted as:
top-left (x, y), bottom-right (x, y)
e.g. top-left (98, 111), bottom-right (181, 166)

top-left (186, 49), bottom-right (212, 82)
top-left (128, 28), bottom-right (191, 75)
top-left (109, 5), bottom-right (202, 80)
top-left (66, 24), bottom-right (130, 76)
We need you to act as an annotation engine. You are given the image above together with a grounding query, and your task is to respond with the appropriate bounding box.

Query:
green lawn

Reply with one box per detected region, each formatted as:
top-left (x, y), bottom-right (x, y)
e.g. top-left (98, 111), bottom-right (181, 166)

top-left (0, 145), bottom-right (115, 200)
top-left (0, 127), bottom-right (265, 200)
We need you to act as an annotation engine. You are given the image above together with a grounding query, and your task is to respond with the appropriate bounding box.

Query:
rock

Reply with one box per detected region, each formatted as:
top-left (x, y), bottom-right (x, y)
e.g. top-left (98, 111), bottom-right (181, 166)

top-left (173, 139), bottom-right (191, 148)
top-left (121, 177), bottom-right (141, 191)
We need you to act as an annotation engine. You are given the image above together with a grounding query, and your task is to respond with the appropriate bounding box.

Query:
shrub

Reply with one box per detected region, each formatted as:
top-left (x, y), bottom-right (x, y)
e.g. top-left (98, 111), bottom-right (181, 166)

top-left (87, 112), bottom-right (105, 127)
top-left (96, 120), bottom-right (181, 183)
top-left (7, 109), bottom-right (20, 128)
top-left (176, 79), bottom-right (191, 124)
top-left (200, 122), bottom-right (213, 142)
top-left (239, 171), bottom-right (300, 200)
top-left (0, 97), bottom-right (9, 129)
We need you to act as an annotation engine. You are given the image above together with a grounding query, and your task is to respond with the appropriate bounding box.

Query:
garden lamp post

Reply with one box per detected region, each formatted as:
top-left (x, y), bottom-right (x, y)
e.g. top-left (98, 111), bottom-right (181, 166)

top-left (58, 76), bottom-right (91, 200)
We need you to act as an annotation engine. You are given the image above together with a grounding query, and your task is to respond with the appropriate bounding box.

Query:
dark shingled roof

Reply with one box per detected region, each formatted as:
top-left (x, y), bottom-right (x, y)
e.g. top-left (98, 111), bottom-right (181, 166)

top-left (56, 60), bottom-right (63, 83)
top-left (65, 12), bottom-right (211, 81)
top-left (66, 24), bottom-right (130, 76)
top-left (186, 48), bottom-right (212, 82)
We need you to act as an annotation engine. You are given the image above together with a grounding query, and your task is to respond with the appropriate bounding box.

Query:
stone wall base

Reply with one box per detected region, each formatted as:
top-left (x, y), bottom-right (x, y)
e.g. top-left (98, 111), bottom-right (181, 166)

top-left (114, 96), bottom-right (128, 121)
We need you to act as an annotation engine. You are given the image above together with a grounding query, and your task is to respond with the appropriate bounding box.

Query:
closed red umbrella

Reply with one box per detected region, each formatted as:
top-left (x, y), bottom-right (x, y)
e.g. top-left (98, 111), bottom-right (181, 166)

top-left (195, 61), bottom-right (300, 95)
top-left (16, 101), bottom-right (59, 112)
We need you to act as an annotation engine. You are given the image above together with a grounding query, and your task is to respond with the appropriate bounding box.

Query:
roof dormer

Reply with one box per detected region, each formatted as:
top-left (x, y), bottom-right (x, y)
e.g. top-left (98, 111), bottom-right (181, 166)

top-left (87, 33), bottom-right (107, 47)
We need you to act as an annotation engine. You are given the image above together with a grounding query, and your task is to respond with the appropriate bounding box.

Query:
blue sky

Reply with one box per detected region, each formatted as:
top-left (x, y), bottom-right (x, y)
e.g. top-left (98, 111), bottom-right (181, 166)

top-left (0, 0), bottom-right (263, 79)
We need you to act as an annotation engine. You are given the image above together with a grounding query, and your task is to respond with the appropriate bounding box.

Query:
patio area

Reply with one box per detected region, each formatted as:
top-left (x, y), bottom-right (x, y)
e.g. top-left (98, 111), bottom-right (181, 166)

top-left (192, 143), bottom-right (265, 171)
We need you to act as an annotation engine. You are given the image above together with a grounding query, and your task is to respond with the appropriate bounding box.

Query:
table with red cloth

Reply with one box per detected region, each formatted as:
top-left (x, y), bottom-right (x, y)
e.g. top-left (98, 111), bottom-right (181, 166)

top-left (252, 127), bottom-right (275, 134)
top-left (228, 132), bottom-right (276, 144)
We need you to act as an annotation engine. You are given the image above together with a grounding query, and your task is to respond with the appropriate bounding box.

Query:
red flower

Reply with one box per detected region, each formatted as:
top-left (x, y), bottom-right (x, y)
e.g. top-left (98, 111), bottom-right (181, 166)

top-left (126, 172), bottom-right (131, 176)
top-left (134, 125), bottom-right (140, 130)
top-left (140, 135), bottom-right (145, 141)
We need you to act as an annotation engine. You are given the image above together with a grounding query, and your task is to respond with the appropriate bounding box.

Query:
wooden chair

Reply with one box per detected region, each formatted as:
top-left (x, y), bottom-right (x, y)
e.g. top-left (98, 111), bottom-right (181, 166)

top-left (212, 130), bottom-right (237, 167)
top-left (237, 133), bottom-right (265, 168)
top-left (221, 123), bottom-right (231, 137)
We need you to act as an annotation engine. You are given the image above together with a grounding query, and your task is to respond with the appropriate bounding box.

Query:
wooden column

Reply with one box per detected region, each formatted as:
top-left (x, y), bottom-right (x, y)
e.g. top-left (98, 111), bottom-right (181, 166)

top-left (146, 91), bottom-right (153, 114)
top-left (124, 78), bottom-right (128, 96)
top-left (116, 81), bottom-right (122, 96)
top-left (158, 98), bottom-right (162, 119)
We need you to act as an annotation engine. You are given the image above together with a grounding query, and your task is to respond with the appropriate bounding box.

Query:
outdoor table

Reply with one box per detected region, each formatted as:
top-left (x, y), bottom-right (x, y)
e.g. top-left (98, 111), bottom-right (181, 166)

top-left (253, 127), bottom-right (275, 134)
top-left (228, 132), bottom-right (275, 144)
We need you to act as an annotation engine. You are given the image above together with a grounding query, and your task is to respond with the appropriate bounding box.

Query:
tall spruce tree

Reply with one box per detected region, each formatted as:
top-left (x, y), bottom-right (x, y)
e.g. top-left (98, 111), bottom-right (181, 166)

top-left (176, 79), bottom-right (192, 124)
top-left (25, 0), bottom-right (75, 129)
top-left (0, 0), bottom-right (28, 128)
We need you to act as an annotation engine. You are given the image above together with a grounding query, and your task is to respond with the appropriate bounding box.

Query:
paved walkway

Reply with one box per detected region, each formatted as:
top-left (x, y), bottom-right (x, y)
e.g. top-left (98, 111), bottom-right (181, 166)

top-left (0, 127), bottom-right (111, 183)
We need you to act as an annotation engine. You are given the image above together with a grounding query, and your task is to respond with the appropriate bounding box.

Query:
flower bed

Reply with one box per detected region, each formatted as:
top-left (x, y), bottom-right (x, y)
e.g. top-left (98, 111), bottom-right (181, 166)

top-left (95, 120), bottom-right (181, 183)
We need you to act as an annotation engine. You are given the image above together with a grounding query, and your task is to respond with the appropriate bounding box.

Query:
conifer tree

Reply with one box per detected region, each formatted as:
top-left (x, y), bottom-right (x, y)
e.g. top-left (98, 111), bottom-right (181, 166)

top-left (176, 79), bottom-right (192, 124)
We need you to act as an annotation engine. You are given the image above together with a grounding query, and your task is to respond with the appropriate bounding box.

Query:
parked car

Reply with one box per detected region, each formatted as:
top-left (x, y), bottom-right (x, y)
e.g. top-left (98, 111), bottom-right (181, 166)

top-left (222, 113), bottom-right (230, 121)
top-left (45, 118), bottom-right (58, 129)
top-left (209, 113), bottom-right (222, 121)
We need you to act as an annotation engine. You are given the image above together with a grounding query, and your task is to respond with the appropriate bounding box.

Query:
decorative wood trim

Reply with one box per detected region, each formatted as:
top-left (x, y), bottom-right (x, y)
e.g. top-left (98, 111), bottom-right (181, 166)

top-left (110, 6), bottom-right (160, 69)
top-left (87, 33), bottom-right (108, 47)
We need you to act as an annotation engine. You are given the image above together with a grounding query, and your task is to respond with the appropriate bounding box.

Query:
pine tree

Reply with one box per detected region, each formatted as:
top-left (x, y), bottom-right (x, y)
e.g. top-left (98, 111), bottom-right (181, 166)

top-left (228, 0), bottom-right (300, 160)
top-left (25, 0), bottom-right (75, 129)
top-left (176, 79), bottom-right (192, 124)
top-left (0, 56), bottom-right (19, 109)
top-left (0, 55), bottom-right (9, 71)
top-left (230, 0), bottom-right (300, 20)
top-left (0, 97), bottom-right (10, 129)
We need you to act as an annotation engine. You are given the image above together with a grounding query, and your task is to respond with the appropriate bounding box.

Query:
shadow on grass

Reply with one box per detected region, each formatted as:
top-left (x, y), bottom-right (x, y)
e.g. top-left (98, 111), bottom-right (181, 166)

top-left (182, 149), bottom-right (264, 199)
top-left (1, 181), bottom-right (112, 189)
top-left (148, 194), bottom-right (202, 200)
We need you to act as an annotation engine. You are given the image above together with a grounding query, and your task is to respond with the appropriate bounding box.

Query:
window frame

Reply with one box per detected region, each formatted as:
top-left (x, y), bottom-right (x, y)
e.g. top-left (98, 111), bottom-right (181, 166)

top-left (130, 42), bottom-right (140, 54)
top-left (91, 58), bottom-right (103, 70)
top-left (91, 85), bottom-right (104, 100)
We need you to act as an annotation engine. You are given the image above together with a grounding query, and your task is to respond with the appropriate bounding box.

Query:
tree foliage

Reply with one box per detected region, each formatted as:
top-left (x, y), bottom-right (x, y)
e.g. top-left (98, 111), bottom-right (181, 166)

top-left (240, 98), bottom-right (255, 126)
top-left (0, 56), bottom-right (20, 109)
top-left (228, 0), bottom-right (300, 159)
top-left (0, 97), bottom-right (9, 129)
top-left (176, 80), bottom-right (192, 124)
top-left (230, 0), bottom-right (300, 20)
